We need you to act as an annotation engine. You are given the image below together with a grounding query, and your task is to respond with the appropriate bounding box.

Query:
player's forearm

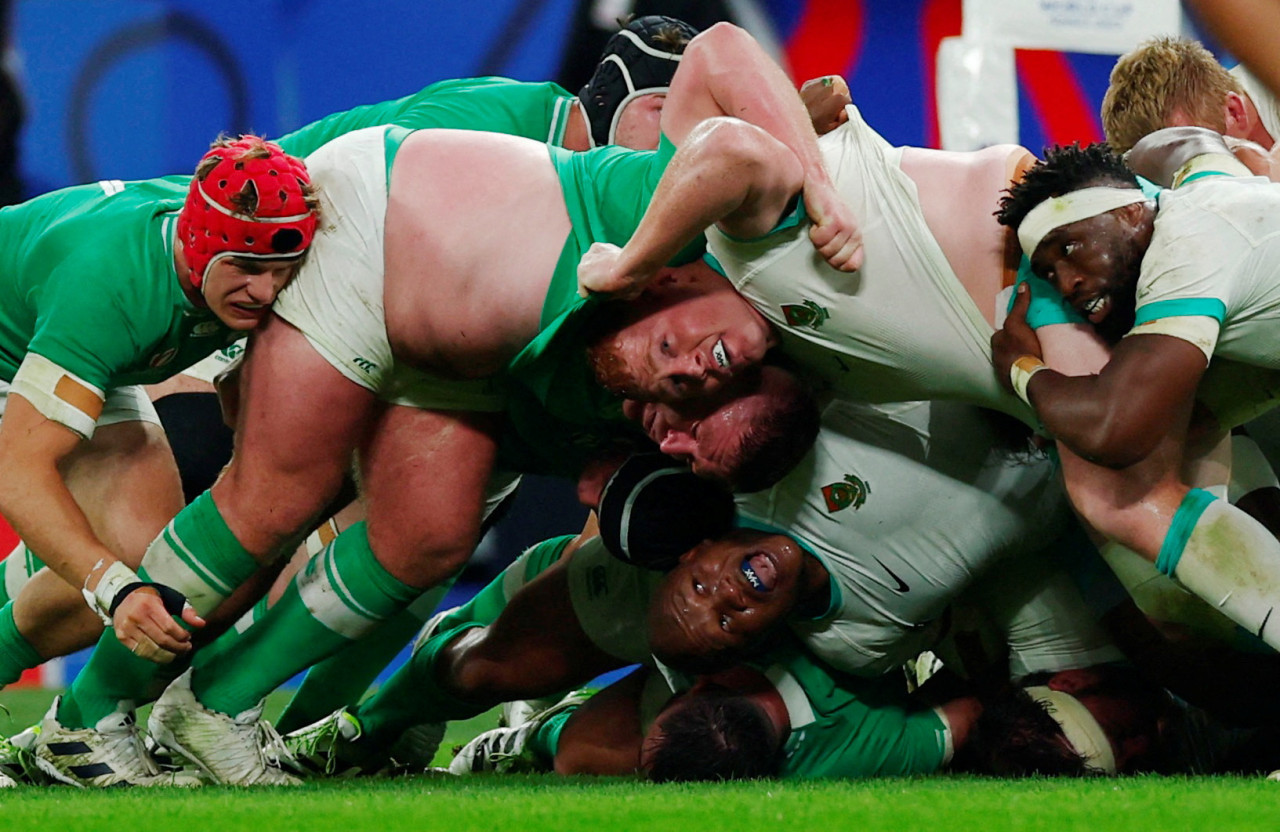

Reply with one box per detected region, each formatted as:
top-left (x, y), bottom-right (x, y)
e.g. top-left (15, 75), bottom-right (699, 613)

top-left (0, 449), bottom-right (118, 589)
top-left (1027, 371), bottom-right (1173, 467)
top-left (669, 23), bottom-right (829, 187)
top-left (620, 120), bottom-right (800, 279)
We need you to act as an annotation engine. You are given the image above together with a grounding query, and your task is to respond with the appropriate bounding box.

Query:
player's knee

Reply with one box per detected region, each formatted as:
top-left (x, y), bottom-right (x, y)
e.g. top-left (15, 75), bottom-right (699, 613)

top-left (369, 525), bottom-right (479, 589)
top-left (215, 463), bottom-right (341, 538)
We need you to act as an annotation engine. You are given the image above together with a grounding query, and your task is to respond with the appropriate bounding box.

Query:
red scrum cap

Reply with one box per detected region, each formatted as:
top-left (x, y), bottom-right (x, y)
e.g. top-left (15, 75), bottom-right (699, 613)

top-left (177, 136), bottom-right (318, 288)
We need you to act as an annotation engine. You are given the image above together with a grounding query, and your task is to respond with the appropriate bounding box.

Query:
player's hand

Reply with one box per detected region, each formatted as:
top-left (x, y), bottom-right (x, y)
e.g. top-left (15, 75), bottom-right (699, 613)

top-left (804, 178), bottom-right (863, 272)
top-left (578, 242), bottom-right (649, 299)
top-left (800, 76), bottom-right (851, 136)
top-left (990, 282), bottom-right (1043, 392)
top-left (112, 588), bottom-right (204, 664)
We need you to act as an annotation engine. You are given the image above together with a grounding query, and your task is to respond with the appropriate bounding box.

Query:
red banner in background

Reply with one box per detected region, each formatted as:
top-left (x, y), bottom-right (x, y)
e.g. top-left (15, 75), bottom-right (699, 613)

top-left (0, 512), bottom-right (16, 561)
top-left (1016, 49), bottom-right (1104, 147)
top-left (784, 0), bottom-right (864, 84)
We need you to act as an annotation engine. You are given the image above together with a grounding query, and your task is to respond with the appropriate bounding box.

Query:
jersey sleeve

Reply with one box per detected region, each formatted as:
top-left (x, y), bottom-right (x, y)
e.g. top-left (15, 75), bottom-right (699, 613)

top-left (25, 258), bottom-right (149, 389)
top-left (1125, 212), bottom-right (1233, 360)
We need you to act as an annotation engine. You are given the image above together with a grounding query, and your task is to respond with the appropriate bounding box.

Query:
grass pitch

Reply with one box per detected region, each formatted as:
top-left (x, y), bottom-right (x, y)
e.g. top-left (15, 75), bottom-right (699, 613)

top-left (2, 689), bottom-right (1278, 832)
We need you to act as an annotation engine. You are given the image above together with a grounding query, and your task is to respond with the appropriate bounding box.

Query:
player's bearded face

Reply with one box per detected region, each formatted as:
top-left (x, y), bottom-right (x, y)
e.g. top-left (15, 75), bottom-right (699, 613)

top-left (585, 265), bottom-right (776, 404)
top-left (1032, 210), bottom-right (1148, 343)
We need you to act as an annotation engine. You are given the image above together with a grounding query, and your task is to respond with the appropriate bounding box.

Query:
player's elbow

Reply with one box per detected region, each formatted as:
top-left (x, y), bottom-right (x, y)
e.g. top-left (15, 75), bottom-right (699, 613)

top-left (688, 118), bottom-right (800, 202)
top-left (684, 22), bottom-right (753, 73)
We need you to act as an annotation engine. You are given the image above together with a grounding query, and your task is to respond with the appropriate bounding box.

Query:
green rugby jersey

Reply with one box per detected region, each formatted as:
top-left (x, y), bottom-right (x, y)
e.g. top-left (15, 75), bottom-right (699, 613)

top-left (758, 645), bottom-right (950, 779)
top-left (276, 77), bottom-right (577, 158)
top-left (0, 176), bottom-right (234, 389)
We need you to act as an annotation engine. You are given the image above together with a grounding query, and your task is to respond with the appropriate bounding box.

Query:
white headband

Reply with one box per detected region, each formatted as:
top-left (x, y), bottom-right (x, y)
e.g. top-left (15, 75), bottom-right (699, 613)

top-left (1024, 685), bottom-right (1117, 774)
top-left (1016, 187), bottom-right (1149, 258)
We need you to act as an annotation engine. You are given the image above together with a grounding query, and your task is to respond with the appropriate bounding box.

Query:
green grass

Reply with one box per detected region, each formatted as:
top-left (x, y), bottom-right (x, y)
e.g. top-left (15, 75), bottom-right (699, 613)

top-left (3, 689), bottom-right (1279, 831)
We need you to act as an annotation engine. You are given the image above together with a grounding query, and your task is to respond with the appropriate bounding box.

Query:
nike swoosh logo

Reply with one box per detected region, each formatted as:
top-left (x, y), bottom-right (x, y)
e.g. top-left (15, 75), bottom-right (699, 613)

top-left (873, 557), bottom-right (910, 593)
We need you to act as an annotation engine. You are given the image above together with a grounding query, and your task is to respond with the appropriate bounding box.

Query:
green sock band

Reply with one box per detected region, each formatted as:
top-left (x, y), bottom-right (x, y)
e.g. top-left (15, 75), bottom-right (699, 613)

top-left (531, 707), bottom-right (576, 763)
top-left (326, 522), bottom-right (421, 620)
top-left (0, 601), bottom-right (42, 687)
top-left (1156, 488), bottom-right (1218, 576)
top-left (431, 535), bottom-right (574, 636)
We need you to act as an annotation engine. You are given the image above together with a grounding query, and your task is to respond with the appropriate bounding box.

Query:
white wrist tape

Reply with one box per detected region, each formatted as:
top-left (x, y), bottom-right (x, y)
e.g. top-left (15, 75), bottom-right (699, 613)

top-left (82, 560), bottom-right (141, 625)
top-left (1010, 355), bottom-right (1048, 407)
top-left (11, 353), bottom-right (105, 439)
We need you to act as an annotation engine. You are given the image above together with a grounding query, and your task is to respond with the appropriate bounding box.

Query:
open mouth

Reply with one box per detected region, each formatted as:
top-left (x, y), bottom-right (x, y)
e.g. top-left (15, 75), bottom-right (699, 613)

top-left (1080, 294), bottom-right (1110, 324)
top-left (740, 553), bottom-right (777, 593)
top-left (711, 339), bottom-right (729, 370)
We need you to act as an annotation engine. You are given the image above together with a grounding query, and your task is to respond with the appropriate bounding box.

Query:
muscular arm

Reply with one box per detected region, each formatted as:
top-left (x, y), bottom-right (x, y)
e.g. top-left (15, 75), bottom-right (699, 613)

top-left (0, 394), bottom-right (119, 588)
top-left (1186, 0), bottom-right (1280, 101)
top-left (581, 118), bottom-right (804, 292)
top-left (1024, 334), bottom-right (1207, 467)
top-left (580, 23), bottom-right (860, 296)
top-left (993, 285), bottom-right (1208, 466)
top-left (669, 24), bottom-right (858, 267)
top-left (0, 394), bottom-right (198, 658)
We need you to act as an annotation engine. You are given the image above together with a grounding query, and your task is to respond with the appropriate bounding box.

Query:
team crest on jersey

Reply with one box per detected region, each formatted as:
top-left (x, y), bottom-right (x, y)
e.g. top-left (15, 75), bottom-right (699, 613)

top-left (781, 300), bottom-right (829, 329)
top-left (148, 348), bottom-right (178, 368)
top-left (821, 475), bottom-right (870, 513)
top-left (193, 321), bottom-right (222, 337)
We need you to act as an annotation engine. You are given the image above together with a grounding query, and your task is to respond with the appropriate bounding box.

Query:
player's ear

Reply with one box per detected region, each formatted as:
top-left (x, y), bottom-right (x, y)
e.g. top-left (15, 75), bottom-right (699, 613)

top-left (1224, 90), bottom-right (1251, 135)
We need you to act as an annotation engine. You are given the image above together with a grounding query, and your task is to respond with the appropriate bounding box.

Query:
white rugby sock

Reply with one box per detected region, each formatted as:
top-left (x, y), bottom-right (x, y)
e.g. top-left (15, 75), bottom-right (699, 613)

top-left (1159, 489), bottom-right (1280, 650)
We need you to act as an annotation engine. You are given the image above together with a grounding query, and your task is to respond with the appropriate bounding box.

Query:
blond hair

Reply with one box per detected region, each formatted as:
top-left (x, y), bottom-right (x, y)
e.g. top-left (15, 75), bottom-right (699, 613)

top-left (1101, 36), bottom-right (1242, 152)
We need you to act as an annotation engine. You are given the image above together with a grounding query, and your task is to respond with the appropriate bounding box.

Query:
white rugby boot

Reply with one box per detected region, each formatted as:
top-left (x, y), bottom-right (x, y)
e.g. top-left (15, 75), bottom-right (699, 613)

top-left (148, 669), bottom-right (298, 786)
top-left (449, 721), bottom-right (544, 775)
top-left (30, 698), bottom-right (202, 787)
top-left (450, 689), bottom-right (591, 775)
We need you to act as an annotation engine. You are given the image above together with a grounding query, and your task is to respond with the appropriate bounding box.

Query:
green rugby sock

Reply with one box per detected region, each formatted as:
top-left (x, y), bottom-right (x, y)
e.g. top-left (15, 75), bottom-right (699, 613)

top-left (139, 491), bottom-right (261, 615)
top-left (430, 534), bottom-right (574, 635)
top-left (345, 535), bottom-right (577, 751)
top-left (0, 601), bottom-right (42, 688)
top-left (353, 623), bottom-right (488, 753)
top-left (531, 707), bottom-right (575, 763)
top-left (0, 543), bottom-right (42, 606)
top-left (275, 580), bottom-right (451, 734)
top-left (191, 522), bottom-right (419, 716)
top-left (58, 631), bottom-right (181, 728)
top-left (1159, 488), bottom-right (1280, 650)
